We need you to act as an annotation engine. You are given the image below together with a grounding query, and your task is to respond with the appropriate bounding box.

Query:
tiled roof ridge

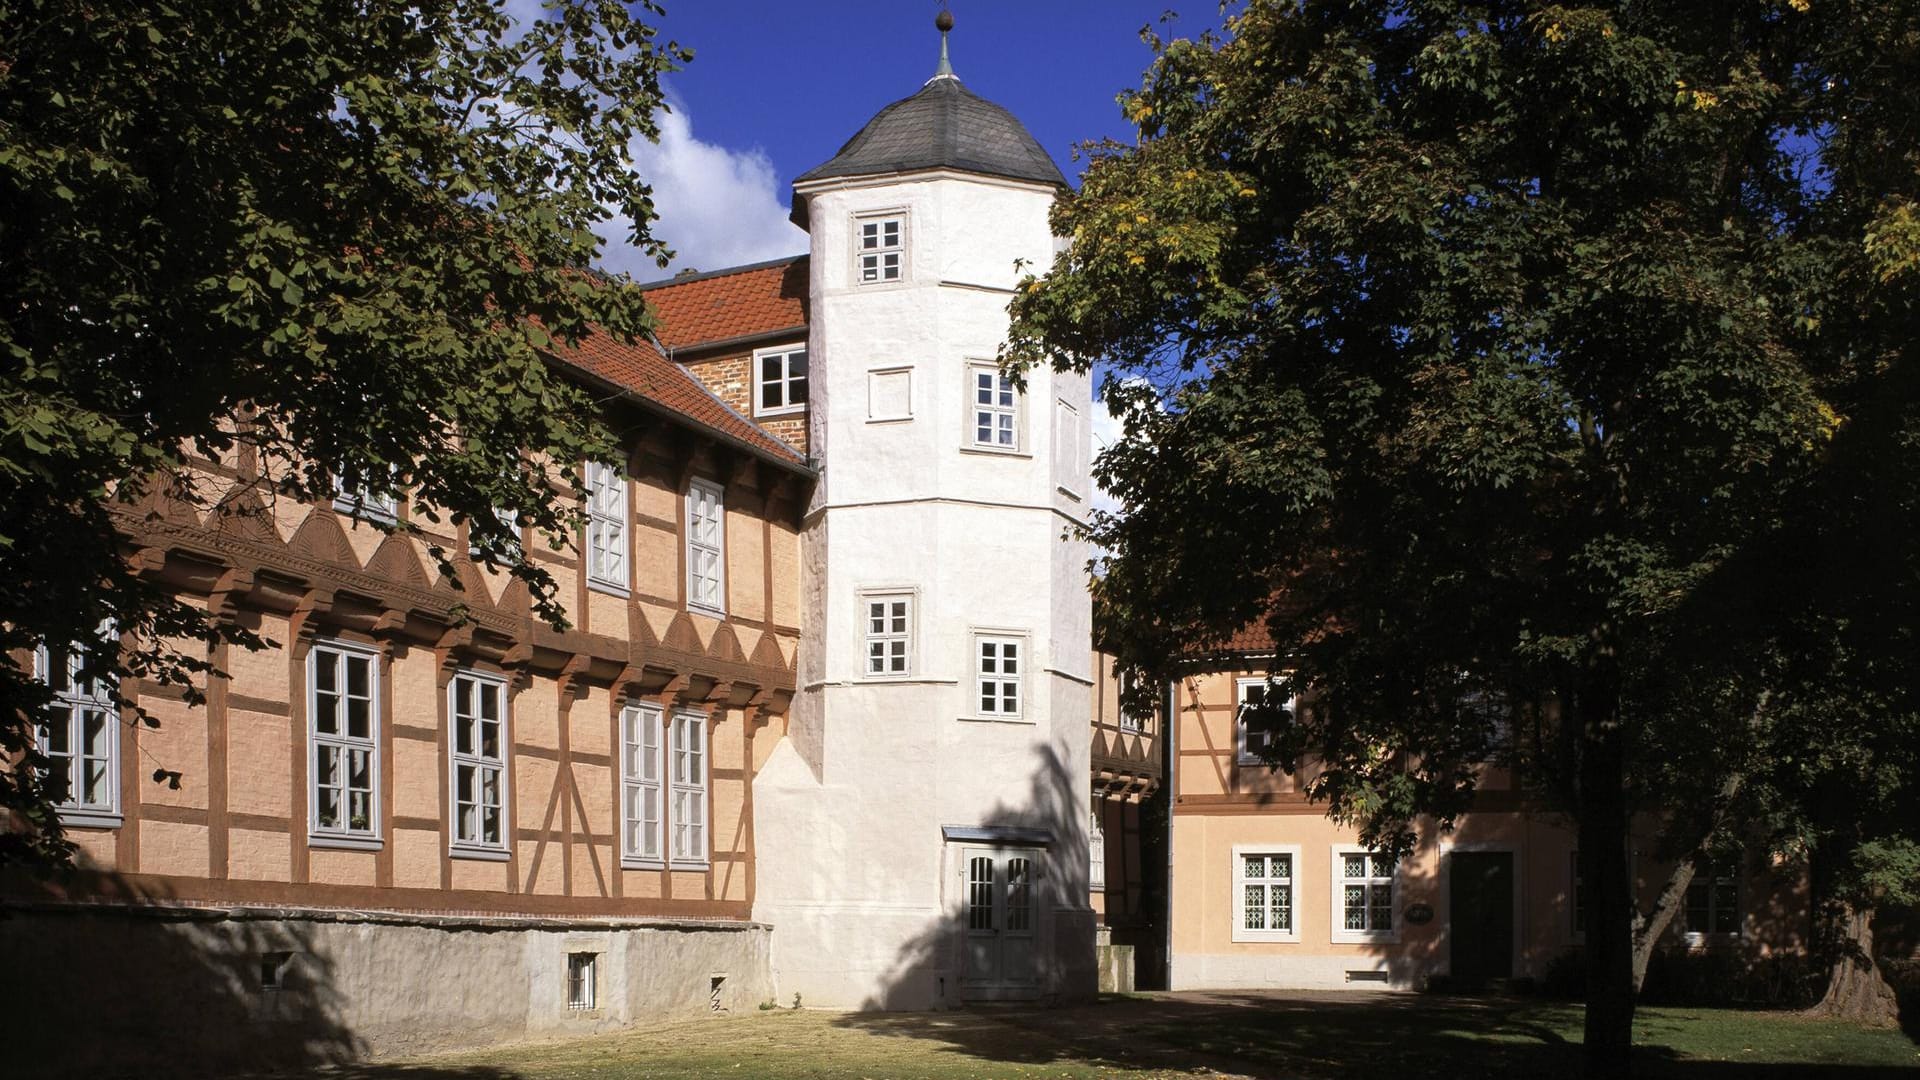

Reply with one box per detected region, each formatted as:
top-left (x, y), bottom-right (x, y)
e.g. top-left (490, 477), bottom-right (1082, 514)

top-left (639, 254), bottom-right (807, 293)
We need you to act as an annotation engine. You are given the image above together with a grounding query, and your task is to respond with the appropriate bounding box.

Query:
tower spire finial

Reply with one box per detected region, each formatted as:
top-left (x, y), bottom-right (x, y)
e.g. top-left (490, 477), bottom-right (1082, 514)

top-left (932, 7), bottom-right (956, 81)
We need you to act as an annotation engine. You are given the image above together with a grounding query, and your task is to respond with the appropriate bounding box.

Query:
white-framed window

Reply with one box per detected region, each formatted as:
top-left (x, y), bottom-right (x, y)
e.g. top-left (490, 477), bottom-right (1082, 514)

top-left (566, 952), bottom-right (597, 1010)
top-left (669, 710), bottom-right (708, 868)
top-left (754, 344), bottom-right (809, 416)
top-left (855, 213), bottom-right (904, 283)
top-left (332, 473), bottom-right (398, 525)
top-left (469, 506), bottom-right (521, 562)
top-left (619, 702), bottom-right (665, 867)
top-left (973, 633), bottom-right (1025, 719)
top-left (1235, 677), bottom-right (1295, 766)
top-left (968, 363), bottom-right (1020, 451)
top-left (1683, 857), bottom-right (1742, 941)
top-left (1233, 844), bottom-right (1301, 942)
top-left (584, 460), bottom-right (628, 593)
top-left (1332, 848), bottom-right (1398, 942)
top-left (686, 479), bottom-right (726, 616)
top-left (449, 670), bottom-right (509, 856)
top-left (34, 636), bottom-right (119, 826)
top-left (862, 591), bottom-right (914, 678)
top-left (1089, 807), bottom-right (1107, 893)
top-left (307, 641), bottom-right (381, 847)
top-left (1117, 669), bottom-right (1147, 734)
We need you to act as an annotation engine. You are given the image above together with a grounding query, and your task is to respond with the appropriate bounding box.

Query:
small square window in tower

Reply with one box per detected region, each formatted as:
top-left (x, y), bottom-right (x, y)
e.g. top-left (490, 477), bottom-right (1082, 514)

top-left (970, 365), bottom-right (1019, 450)
top-left (864, 594), bottom-right (913, 677)
top-left (857, 216), bottom-right (904, 283)
top-left (975, 635), bottom-right (1023, 718)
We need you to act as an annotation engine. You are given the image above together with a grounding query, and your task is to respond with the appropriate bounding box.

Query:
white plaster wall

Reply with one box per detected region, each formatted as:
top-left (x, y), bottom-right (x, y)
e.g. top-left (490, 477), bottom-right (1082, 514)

top-left (754, 166), bottom-right (1094, 1009)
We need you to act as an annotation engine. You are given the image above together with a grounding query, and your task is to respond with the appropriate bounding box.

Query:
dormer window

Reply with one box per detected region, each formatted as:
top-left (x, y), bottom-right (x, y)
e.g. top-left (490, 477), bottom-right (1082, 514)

top-left (856, 214), bottom-right (904, 284)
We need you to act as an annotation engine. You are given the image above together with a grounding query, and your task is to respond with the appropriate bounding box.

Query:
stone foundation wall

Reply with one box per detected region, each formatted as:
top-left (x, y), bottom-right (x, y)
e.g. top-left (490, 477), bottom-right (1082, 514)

top-left (3, 903), bottom-right (773, 1077)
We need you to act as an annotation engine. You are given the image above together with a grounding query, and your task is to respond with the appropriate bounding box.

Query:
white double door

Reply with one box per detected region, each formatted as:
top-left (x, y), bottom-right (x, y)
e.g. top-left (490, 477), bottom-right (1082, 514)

top-left (957, 846), bottom-right (1043, 999)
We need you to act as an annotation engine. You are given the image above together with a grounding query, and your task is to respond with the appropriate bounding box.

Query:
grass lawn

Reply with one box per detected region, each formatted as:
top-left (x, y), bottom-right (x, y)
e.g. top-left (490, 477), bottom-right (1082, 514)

top-left (333, 992), bottom-right (1920, 1080)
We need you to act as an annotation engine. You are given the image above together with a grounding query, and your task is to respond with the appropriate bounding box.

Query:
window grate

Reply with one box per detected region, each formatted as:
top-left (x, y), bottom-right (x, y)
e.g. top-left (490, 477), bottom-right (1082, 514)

top-left (567, 952), bottom-right (597, 1010)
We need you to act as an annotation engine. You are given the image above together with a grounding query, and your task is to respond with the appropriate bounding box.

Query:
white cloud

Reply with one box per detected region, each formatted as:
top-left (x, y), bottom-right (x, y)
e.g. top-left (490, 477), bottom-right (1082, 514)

top-left (495, 2), bottom-right (803, 281)
top-left (600, 105), bottom-right (807, 281)
top-left (1089, 389), bottom-right (1126, 520)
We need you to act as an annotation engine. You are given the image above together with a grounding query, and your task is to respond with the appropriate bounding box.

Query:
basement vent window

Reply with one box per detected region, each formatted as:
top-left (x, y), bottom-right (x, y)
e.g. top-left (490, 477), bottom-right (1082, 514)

top-left (567, 952), bottom-right (597, 1010)
top-left (259, 951), bottom-right (293, 991)
top-left (710, 974), bottom-right (726, 1013)
top-left (1345, 969), bottom-right (1390, 984)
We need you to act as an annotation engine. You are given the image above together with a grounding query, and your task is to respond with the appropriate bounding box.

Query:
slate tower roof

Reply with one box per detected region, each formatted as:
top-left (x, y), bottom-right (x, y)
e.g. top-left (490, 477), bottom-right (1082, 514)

top-left (789, 30), bottom-right (1066, 226)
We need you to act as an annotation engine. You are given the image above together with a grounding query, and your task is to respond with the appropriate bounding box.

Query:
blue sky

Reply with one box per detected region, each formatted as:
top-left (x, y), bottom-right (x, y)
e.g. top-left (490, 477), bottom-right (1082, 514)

top-left (600, 1), bottom-right (1223, 281)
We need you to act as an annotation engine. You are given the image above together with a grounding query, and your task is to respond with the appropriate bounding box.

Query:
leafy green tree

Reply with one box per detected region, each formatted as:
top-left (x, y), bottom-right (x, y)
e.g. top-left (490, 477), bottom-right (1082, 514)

top-left (0, 0), bottom-right (686, 868)
top-left (1007, 0), bottom-right (1918, 1067)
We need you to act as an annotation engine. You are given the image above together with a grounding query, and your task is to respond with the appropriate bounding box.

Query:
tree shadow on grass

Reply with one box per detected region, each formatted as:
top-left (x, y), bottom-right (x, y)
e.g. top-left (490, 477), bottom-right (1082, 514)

top-left (833, 991), bottom-right (1920, 1079)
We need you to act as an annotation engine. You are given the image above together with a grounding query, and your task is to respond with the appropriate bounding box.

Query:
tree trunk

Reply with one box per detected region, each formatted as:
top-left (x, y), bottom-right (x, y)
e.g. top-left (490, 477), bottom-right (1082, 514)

top-left (1632, 859), bottom-right (1696, 991)
top-left (1580, 709), bottom-right (1635, 1077)
top-left (1808, 902), bottom-right (1899, 1027)
top-left (1632, 700), bottom-right (1758, 990)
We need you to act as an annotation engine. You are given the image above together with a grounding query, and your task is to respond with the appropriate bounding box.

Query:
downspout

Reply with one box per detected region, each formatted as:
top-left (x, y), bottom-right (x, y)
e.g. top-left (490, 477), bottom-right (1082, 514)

top-left (1162, 675), bottom-right (1178, 989)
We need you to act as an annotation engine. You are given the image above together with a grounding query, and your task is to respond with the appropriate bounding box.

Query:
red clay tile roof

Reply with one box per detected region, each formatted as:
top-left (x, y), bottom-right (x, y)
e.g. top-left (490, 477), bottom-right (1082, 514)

top-left (640, 256), bottom-right (808, 353)
top-left (1217, 622), bottom-right (1278, 653)
top-left (546, 331), bottom-right (808, 470)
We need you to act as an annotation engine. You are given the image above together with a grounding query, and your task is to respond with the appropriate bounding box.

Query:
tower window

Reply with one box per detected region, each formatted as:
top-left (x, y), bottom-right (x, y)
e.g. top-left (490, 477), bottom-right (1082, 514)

top-left (968, 363), bottom-right (1021, 451)
top-left (974, 634), bottom-right (1025, 719)
top-left (863, 592), bottom-right (914, 677)
top-left (856, 215), bottom-right (904, 283)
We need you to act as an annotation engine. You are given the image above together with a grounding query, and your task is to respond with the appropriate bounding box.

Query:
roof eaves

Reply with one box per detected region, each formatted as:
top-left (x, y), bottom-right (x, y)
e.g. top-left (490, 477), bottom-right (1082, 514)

top-left (667, 324), bottom-right (809, 360)
top-left (546, 353), bottom-right (814, 477)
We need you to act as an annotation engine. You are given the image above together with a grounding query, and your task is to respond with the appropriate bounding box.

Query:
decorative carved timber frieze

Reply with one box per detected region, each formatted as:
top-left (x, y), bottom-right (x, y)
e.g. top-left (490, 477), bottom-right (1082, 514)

top-left (105, 492), bottom-right (795, 711)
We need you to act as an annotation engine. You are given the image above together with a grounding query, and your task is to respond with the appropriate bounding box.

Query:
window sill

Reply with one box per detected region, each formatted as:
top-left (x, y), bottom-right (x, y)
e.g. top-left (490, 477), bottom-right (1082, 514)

top-left (1331, 931), bottom-right (1400, 945)
top-left (958, 445), bottom-right (1031, 459)
top-left (669, 859), bottom-right (710, 872)
top-left (1681, 931), bottom-right (1745, 948)
top-left (450, 845), bottom-right (511, 862)
top-left (309, 833), bottom-right (384, 852)
top-left (866, 414), bottom-right (914, 425)
top-left (688, 603), bottom-right (726, 620)
top-left (754, 405), bottom-right (807, 420)
top-left (1232, 930), bottom-right (1301, 944)
top-left (960, 714), bottom-right (1034, 726)
top-left (620, 857), bottom-right (666, 872)
top-left (586, 579), bottom-right (631, 600)
top-left (332, 503), bottom-right (399, 527)
top-left (56, 809), bottom-right (123, 830)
